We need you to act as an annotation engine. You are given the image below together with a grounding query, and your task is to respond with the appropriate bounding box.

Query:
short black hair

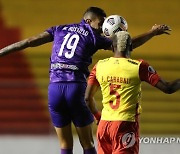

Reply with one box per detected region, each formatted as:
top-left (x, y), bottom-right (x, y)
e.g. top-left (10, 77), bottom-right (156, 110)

top-left (84, 7), bottom-right (106, 18)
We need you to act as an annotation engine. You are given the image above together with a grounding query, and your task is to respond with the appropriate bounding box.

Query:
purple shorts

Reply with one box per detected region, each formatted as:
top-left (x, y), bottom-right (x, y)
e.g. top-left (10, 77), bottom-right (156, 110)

top-left (48, 82), bottom-right (94, 127)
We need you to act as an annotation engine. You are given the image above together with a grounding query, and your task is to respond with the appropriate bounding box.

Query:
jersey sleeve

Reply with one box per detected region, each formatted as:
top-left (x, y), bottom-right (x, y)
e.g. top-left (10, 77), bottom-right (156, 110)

top-left (139, 60), bottom-right (161, 86)
top-left (45, 26), bottom-right (56, 37)
top-left (88, 64), bottom-right (100, 86)
top-left (96, 34), bottom-right (112, 50)
top-left (46, 25), bottom-right (64, 41)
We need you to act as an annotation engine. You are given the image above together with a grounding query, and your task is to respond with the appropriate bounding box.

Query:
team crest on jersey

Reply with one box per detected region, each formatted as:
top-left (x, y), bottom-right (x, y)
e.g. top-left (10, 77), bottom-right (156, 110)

top-left (148, 66), bottom-right (156, 73)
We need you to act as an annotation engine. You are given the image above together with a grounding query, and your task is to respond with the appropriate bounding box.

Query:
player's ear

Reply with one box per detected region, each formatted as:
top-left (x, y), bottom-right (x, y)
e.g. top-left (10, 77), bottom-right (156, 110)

top-left (85, 19), bottom-right (92, 24)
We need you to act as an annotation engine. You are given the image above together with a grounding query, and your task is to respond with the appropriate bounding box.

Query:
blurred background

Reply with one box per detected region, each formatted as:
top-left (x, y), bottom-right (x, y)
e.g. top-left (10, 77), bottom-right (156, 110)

top-left (0, 0), bottom-right (179, 153)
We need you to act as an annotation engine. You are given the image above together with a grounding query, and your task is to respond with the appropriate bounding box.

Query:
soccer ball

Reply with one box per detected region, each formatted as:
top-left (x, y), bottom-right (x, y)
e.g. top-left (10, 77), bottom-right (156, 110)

top-left (102, 15), bottom-right (128, 37)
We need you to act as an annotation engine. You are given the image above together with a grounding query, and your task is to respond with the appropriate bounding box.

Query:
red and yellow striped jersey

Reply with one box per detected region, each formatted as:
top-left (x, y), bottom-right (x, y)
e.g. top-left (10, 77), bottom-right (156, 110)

top-left (88, 57), bottom-right (160, 122)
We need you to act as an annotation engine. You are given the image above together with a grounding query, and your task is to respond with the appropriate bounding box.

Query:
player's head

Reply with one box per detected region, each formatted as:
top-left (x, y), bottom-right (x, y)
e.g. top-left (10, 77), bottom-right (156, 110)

top-left (112, 31), bottom-right (132, 57)
top-left (83, 7), bottom-right (106, 33)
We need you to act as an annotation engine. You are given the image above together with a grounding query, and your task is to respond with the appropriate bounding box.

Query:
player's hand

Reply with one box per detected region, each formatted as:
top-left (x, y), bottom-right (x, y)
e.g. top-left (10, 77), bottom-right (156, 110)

top-left (151, 24), bottom-right (172, 35)
top-left (93, 111), bottom-right (101, 125)
top-left (95, 119), bottom-right (100, 125)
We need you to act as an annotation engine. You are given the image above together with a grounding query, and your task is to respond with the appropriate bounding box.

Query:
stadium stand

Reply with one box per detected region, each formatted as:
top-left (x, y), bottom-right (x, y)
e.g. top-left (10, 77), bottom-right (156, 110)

top-left (0, 3), bottom-right (50, 134)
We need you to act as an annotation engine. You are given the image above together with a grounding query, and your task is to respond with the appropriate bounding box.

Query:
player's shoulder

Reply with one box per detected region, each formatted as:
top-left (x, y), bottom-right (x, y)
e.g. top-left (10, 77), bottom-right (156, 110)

top-left (127, 58), bottom-right (142, 65)
top-left (138, 59), bottom-right (157, 73)
top-left (51, 24), bottom-right (68, 31)
top-left (95, 58), bottom-right (110, 72)
top-left (98, 58), bottom-right (111, 64)
top-left (137, 59), bottom-right (150, 67)
top-left (56, 22), bottom-right (79, 28)
top-left (96, 58), bottom-right (110, 68)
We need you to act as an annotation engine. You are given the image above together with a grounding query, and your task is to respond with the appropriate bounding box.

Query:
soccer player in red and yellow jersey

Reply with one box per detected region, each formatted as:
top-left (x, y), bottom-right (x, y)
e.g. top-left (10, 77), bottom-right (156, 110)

top-left (85, 31), bottom-right (180, 154)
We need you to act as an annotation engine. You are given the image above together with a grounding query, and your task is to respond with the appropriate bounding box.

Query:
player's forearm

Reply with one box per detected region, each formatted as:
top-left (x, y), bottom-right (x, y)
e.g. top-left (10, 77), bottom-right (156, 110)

top-left (0, 32), bottom-right (52, 57)
top-left (131, 24), bottom-right (171, 49)
top-left (85, 84), bottom-right (99, 113)
top-left (167, 79), bottom-right (180, 94)
top-left (131, 30), bottom-right (155, 49)
top-left (85, 97), bottom-right (101, 123)
top-left (0, 39), bottom-right (29, 57)
top-left (156, 79), bottom-right (180, 94)
top-left (86, 97), bottom-right (99, 114)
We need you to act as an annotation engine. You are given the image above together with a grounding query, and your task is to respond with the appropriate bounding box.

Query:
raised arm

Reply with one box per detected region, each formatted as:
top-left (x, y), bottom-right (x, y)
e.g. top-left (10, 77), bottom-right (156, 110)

top-left (0, 31), bottom-right (53, 57)
top-left (132, 24), bottom-right (171, 49)
top-left (155, 79), bottom-right (180, 94)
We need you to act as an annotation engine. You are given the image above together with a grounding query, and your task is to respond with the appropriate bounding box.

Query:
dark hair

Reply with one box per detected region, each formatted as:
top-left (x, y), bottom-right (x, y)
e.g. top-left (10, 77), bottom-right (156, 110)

top-left (84, 7), bottom-right (106, 18)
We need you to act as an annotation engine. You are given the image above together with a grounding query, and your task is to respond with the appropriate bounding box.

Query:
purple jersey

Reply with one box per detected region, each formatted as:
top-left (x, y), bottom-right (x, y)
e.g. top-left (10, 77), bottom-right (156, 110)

top-left (46, 20), bottom-right (112, 83)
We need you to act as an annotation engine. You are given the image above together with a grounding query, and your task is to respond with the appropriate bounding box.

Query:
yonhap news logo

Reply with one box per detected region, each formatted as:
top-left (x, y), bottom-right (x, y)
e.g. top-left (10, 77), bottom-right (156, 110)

top-left (121, 133), bottom-right (180, 149)
top-left (140, 137), bottom-right (180, 144)
top-left (121, 132), bottom-right (136, 148)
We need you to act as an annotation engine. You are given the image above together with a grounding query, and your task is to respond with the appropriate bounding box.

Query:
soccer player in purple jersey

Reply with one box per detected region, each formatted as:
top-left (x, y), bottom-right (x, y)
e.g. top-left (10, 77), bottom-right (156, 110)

top-left (0, 6), bottom-right (171, 154)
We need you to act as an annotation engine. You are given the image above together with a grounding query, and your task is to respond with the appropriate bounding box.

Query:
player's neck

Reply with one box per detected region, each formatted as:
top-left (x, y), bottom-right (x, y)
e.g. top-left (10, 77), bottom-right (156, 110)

top-left (113, 52), bottom-right (129, 58)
